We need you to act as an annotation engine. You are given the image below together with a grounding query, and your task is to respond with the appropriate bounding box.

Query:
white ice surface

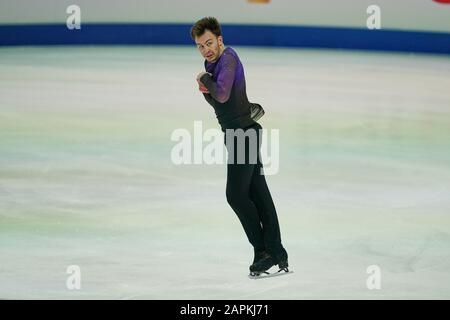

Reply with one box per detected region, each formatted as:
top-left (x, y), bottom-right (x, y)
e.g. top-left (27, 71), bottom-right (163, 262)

top-left (0, 46), bottom-right (449, 299)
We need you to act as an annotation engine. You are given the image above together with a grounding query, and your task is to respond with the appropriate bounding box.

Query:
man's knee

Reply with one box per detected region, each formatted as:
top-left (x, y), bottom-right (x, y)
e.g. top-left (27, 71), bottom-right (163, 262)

top-left (226, 188), bottom-right (242, 208)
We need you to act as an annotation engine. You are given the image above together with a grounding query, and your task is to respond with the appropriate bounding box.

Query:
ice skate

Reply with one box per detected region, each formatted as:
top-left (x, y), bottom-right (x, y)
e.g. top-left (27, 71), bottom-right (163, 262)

top-left (250, 249), bottom-right (269, 270)
top-left (248, 249), bottom-right (292, 279)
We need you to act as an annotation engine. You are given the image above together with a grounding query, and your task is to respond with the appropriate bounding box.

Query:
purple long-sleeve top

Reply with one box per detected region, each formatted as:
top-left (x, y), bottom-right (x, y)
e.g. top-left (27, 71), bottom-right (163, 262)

top-left (200, 47), bottom-right (260, 131)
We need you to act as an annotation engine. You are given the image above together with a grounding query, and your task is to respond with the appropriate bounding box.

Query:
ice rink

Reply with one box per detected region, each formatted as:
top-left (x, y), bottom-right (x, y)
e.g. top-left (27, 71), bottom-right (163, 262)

top-left (0, 45), bottom-right (449, 299)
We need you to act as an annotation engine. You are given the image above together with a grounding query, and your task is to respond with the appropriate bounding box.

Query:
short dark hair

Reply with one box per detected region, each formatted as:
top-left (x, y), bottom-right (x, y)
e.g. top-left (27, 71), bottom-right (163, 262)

top-left (190, 17), bottom-right (222, 40)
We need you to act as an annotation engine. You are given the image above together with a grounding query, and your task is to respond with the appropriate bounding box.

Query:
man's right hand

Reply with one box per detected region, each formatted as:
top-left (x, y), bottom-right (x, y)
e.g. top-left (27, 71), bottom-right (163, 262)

top-left (197, 79), bottom-right (209, 94)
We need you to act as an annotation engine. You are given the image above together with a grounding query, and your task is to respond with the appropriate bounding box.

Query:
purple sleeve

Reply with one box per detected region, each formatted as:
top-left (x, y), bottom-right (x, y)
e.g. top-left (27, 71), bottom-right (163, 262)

top-left (200, 53), bottom-right (237, 103)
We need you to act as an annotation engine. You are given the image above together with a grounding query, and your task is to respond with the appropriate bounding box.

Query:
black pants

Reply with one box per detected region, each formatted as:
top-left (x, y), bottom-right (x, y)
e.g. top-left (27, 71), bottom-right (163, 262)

top-left (224, 122), bottom-right (285, 258)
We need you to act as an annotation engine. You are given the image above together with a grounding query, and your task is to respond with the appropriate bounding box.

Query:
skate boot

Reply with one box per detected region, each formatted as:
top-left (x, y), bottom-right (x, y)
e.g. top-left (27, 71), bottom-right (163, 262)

top-left (276, 248), bottom-right (289, 269)
top-left (249, 254), bottom-right (277, 274)
top-left (249, 248), bottom-right (289, 276)
top-left (249, 249), bottom-right (269, 271)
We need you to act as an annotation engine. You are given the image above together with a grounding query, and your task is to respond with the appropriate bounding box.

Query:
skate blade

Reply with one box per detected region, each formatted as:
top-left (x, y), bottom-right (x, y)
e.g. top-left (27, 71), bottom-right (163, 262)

top-left (248, 267), bottom-right (293, 279)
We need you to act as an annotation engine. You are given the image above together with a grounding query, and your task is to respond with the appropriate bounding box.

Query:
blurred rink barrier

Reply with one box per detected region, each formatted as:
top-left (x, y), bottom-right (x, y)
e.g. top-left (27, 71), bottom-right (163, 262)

top-left (0, 0), bottom-right (449, 54)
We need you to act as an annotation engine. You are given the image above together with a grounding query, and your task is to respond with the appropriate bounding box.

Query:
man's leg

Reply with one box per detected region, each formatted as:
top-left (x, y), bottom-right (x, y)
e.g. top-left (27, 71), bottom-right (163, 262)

top-left (249, 157), bottom-right (284, 258)
top-left (225, 130), bottom-right (265, 251)
top-left (249, 124), bottom-right (287, 261)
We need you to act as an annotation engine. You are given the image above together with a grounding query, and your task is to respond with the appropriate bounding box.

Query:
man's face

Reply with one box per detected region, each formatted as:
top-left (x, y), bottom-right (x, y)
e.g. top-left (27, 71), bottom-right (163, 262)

top-left (195, 30), bottom-right (223, 63)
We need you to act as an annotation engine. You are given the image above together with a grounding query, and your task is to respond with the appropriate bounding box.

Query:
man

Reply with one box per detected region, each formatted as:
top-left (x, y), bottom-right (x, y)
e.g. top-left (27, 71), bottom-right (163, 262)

top-left (190, 17), bottom-right (289, 275)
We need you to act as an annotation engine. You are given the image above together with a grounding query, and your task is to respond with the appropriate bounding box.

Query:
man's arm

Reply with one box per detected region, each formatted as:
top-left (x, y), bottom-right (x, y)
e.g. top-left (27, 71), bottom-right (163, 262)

top-left (199, 53), bottom-right (237, 103)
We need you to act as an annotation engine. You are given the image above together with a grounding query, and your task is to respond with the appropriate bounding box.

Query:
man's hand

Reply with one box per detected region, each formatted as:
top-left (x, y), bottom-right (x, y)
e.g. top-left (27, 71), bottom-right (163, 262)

top-left (198, 83), bottom-right (209, 93)
top-left (196, 71), bottom-right (211, 94)
top-left (196, 71), bottom-right (211, 82)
